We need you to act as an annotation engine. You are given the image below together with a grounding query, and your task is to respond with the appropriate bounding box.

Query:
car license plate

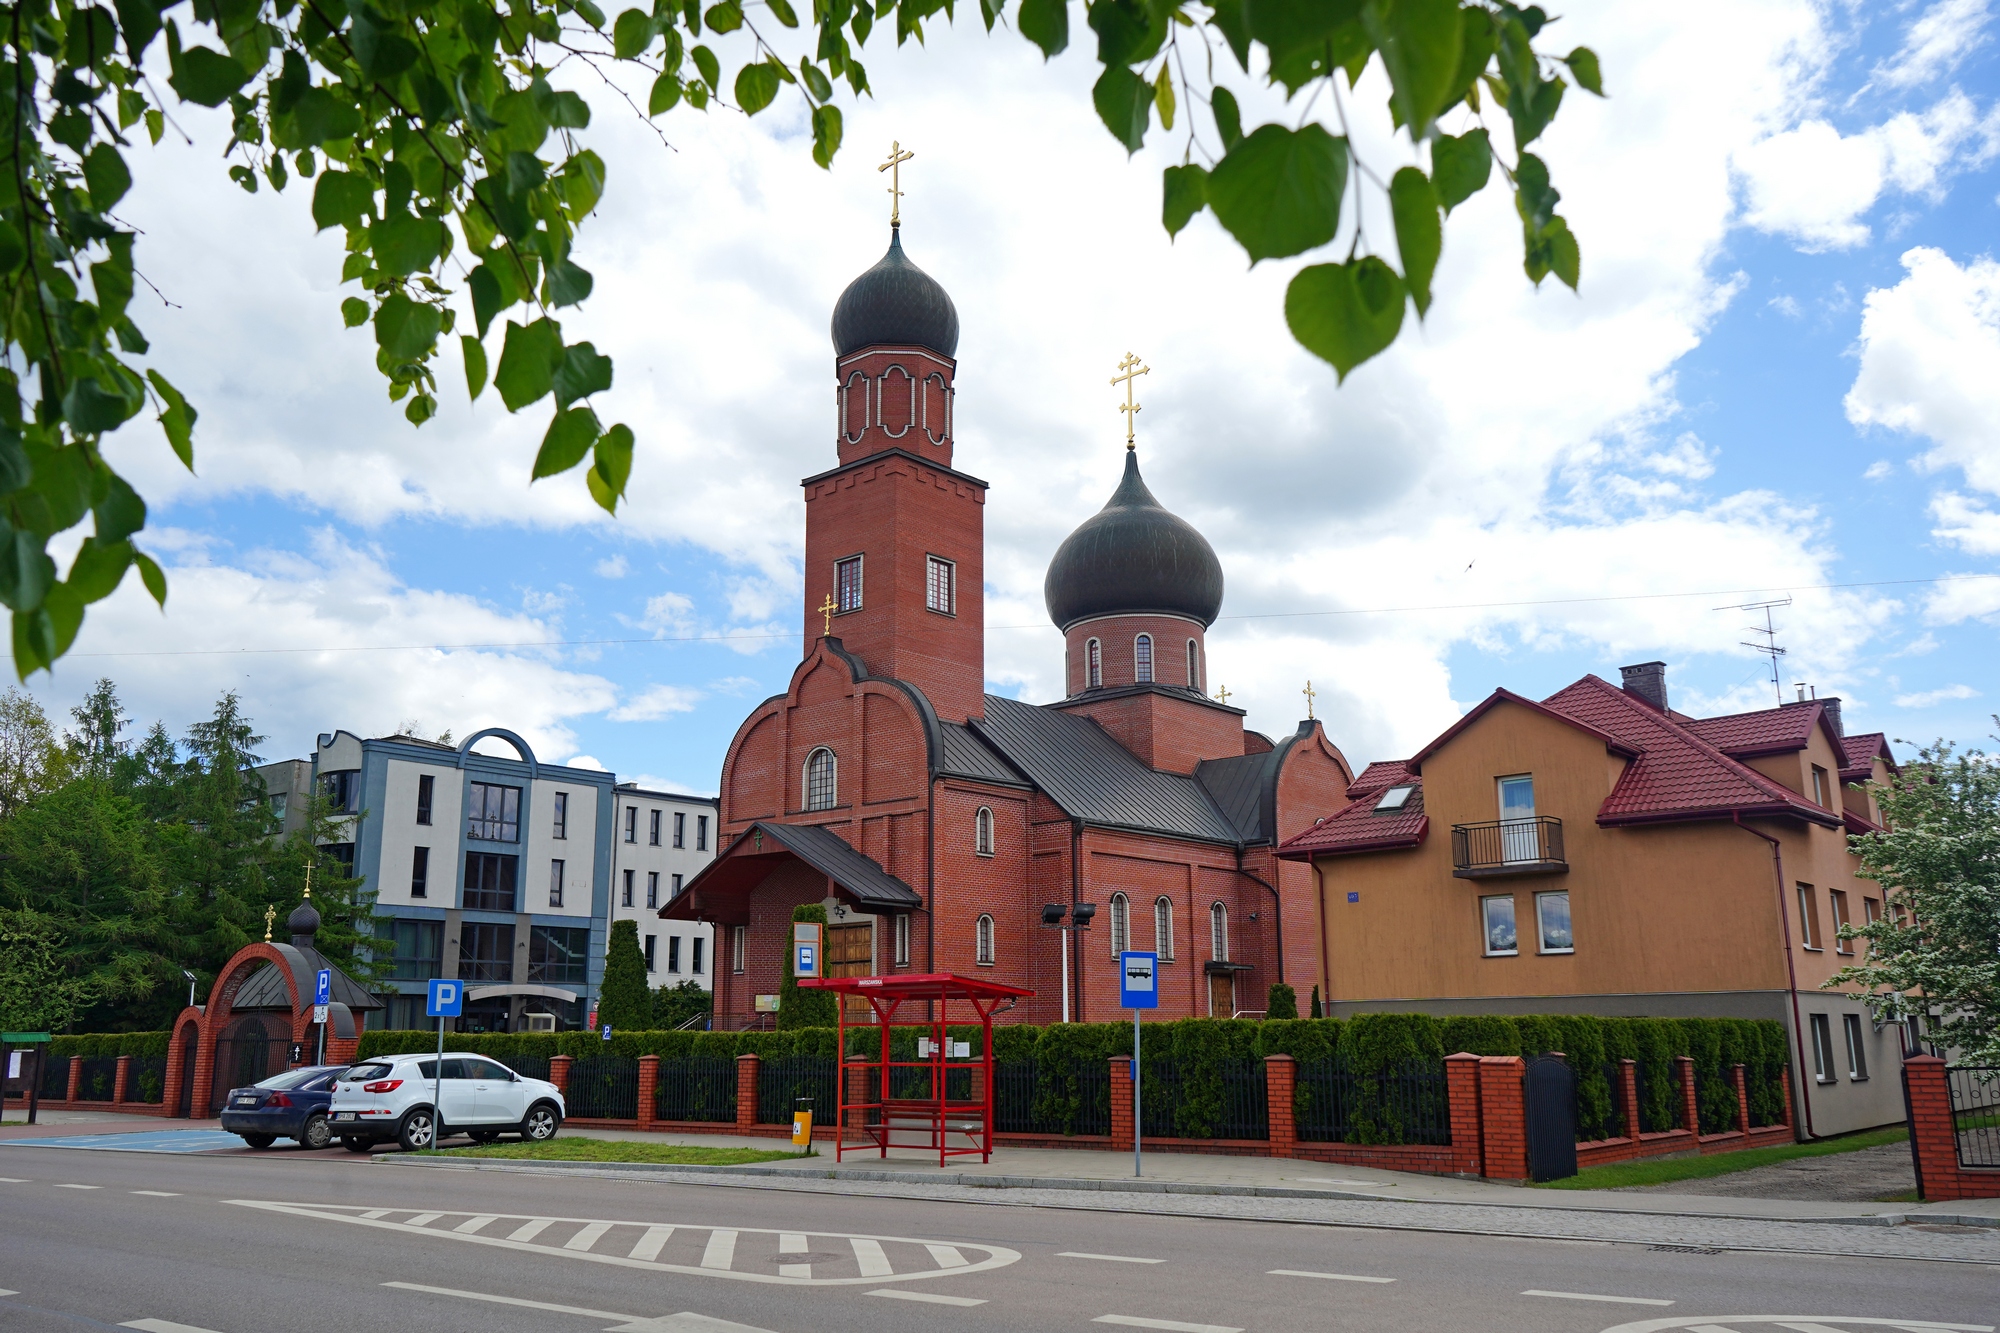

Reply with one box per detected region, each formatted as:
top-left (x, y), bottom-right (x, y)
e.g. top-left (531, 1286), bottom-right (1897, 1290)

top-left (232, 1097), bottom-right (257, 1107)
top-left (333, 1111), bottom-right (355, 1120)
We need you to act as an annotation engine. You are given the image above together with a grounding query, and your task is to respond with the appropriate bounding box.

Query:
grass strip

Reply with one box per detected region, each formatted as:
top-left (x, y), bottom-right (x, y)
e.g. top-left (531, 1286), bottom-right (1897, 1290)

top-left (1532, 1125), bottom-right (1908, 1191)
top-left (436, 1138), bottom-right (801, 1166)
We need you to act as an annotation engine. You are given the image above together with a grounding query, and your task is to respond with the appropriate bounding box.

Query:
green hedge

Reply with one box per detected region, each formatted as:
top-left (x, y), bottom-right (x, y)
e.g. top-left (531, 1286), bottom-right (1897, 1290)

top-left (47, 1032), bottom-right (171, 1059)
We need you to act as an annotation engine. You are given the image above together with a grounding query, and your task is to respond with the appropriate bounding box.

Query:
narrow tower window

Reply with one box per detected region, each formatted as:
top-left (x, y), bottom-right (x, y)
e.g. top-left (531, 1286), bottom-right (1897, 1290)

top-left (1086, 638), bottom-right (1102, 689)
top-left (1154, 897), bottom-right (1173, 958)
top-left (805, 747), bottom-right (838, 811)
top-left (926, 555), bottom-right (955, 613)
top-left (976, 914), bottom-right (995, 965)
top-left (1210, 902), bottom-right (1229, 961)
top-left (974, 806), bottom-right (994, 856)
top-left (1134, 634), bottom-right (1153, 683)
top-left (835, 555), bottom-right (863, 613)
top-left (1109, 892), bottom-right (1129, 956)
top-left (1186, 640), bottom-right (1200, 690)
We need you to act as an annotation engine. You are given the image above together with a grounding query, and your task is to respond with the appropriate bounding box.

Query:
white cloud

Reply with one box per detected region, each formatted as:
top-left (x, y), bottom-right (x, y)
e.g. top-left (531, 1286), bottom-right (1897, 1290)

top-left (1877, 0), bottom-right (1993, 89)
top-left (608, 684), bottom-right (705, 722)
top-left (1922, 575), bottom-right (2000, 624)
top-left (1847, 248), bottom-right (2000, 499)
top-left (1893, 683), bottom-right (1979, 706)
top-left (564, 754), bottom-right (609, 770)
top-left (1735, 92), bottom-right (2000, 249)
top-left (595, 555), bottom-right (630, 579)
top-left (1864, 460), bottom-right (1894, 480)
top-left (1930, 492), bottom-right (2000, 553)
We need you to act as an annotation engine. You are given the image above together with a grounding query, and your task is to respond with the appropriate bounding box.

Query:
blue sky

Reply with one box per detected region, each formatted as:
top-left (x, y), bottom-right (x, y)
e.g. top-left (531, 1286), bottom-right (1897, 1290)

top-left (31, 0), bottom-right (2000, 791)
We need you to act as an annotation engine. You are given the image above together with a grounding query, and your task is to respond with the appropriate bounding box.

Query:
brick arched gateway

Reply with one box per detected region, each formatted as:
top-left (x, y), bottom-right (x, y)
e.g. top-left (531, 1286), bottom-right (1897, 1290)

top-left (162, 899), bottom-right (381, 1119)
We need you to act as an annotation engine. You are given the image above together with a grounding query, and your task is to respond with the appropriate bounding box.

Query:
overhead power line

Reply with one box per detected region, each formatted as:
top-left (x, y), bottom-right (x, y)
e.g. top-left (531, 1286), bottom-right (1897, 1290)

top-left (61, 572), bottom-right (2000, 660)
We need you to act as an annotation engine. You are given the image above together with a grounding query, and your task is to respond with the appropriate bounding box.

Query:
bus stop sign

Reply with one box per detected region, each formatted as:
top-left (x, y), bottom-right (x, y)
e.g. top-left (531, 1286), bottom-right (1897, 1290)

top-left (1120, 952), bottom-right (1158, 1009)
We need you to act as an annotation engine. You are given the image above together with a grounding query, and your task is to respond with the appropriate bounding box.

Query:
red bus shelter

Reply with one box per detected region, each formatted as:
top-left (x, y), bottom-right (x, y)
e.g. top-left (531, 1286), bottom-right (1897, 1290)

top-left (799, 973), bottom-right (1033, 1166)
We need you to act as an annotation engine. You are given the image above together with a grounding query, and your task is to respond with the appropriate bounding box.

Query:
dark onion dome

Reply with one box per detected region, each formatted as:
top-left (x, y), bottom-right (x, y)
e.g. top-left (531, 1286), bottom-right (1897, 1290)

top-left (287, 897), bottom-right (321, 943)
top-left (1044, 450), bottom-right (1225, 633)
top-left (831, 229), bottom-right (960, 358)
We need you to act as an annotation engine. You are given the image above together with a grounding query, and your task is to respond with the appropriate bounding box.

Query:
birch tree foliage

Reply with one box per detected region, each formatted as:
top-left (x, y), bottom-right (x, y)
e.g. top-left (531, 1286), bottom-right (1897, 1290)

top-left (0, 0), bottom-right (1599, 677)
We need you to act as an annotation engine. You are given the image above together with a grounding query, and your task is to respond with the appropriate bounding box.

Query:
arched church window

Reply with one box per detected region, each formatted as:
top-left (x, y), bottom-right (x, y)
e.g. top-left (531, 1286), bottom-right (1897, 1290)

top-left (1154, 897), bottom-right (1174, 959)
top-left (1186, 640), bottom-right (1201, 690)
top-left (879, 364), bottom-right (915, 437)
top-left (1109, 892), bottom-right (1129, 956)
top-left (974, 806), bottom-right (994, 857)
top-left (976, 914), bottom-right (995, 965)
top-left (1134, 634), bottom-right (1153, 683)
top-left (1210, 902), bottom-right (1229, 961)
top-left (804, 747), bottom-right (838, 811)
top-left (841, 371), bottom-right (869, 443)
top-left (1086, 638), bottom-right (1102, 689)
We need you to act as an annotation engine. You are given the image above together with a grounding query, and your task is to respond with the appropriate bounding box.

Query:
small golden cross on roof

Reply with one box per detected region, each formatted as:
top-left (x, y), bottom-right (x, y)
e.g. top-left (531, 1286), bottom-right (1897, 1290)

top-left (1110, 352), bottom-right (1149, 450)
top-left (1214, 683), bottom-right (1231, 705)
top-left (303, 862), bottom-right (313, 899)
top-left (879, 139), bottom-right (914, 228)
top-left (818, 592), bottom-right (837, 637)
top-left (263, 903), bottom-right (277, 942)
top-left (1303, 679), bottom-right (1317, 720)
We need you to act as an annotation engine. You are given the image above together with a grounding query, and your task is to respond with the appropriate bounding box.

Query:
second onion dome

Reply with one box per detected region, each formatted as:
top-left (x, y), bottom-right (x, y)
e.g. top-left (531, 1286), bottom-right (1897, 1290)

top-left (1044, 450), bottom-right (1224, 633)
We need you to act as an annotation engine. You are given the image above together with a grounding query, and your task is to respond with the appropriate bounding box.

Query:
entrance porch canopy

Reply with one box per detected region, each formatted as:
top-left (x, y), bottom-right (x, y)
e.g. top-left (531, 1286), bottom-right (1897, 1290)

top-left (658, 820), bottom-right (923, 926)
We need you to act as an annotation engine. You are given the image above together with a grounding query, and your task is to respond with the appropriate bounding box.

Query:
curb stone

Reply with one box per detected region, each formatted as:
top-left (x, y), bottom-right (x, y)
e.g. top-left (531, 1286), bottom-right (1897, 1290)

top-left (380, 1153), bottom-right (2000, 1230)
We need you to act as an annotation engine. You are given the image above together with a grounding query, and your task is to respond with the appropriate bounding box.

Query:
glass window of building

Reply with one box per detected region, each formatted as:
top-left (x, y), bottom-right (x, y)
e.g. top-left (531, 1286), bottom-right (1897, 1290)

top-left (466, 782), bottom-right (521, 842)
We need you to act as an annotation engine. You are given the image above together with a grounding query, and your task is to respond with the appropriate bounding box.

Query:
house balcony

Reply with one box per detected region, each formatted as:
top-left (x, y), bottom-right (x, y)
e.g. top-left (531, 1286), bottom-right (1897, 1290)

top-left (1451, 817), bottom-right (1567, 878)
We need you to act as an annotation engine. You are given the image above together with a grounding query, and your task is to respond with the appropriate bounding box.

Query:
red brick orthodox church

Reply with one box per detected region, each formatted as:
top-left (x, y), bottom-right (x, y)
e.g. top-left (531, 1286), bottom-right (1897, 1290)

top-left (662, 224), bottom-right (1352, 1026)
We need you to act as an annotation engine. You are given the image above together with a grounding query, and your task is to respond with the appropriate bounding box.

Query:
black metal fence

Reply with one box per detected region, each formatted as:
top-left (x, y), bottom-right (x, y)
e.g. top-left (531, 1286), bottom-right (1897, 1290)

top-left (994, 1059), bottom-right (1110, 1136)
top-left (1584, 1060), bottom-right (1625, 1141)
top-left (888, 1064), bottom-right (975, 1102)
top-left (75, 1056), bottom-right (119, 1102)
top-left (1746, 1056), bottom-right (1788, 1128)
top-left (1139, 1058), bottom-right (1268, 1140)
top-left (657, 1058), bottom-right (738, 1123)
top-left (130, 1056), bottom-right (167, 1104)
top-left (1947, 1066), bottom-right (2000, 1169)
top-left (1295, 1057), bottom-right (1451, 1146)
top-left (756, 1056), bottom-right (837, 1125)
top-left (1634, 1058), bottom-right (1681, 1133)
top-left (38, 1054), bottom-right (69, 1100)
top-left (565, 1055), bottom-right (639, 1119)
top-left (495, 1053), bottom-right (552, 1083)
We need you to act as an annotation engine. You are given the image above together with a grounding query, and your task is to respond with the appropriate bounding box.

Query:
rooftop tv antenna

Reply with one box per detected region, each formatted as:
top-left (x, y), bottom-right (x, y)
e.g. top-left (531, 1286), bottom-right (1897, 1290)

top-left (1716, 596), bottom-right (1792, 706)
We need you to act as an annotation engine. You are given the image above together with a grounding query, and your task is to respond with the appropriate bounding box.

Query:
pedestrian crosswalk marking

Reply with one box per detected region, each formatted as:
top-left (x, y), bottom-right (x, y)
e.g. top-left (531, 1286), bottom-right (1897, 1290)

top-left (229, 1200), bottom-right (1019, 1288)
top-left (870, 1289), bottom-right (987, 1307)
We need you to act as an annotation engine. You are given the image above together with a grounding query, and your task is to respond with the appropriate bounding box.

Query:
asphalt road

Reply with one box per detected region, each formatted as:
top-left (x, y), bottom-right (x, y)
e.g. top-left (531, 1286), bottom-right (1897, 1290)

top-left (3, 1145), bottom-right (1994, 1333)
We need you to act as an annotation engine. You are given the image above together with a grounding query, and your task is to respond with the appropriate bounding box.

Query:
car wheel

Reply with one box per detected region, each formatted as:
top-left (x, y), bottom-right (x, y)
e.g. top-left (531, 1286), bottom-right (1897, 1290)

top-left (468, 1130), bottom-right (500, 1143)
top-left (239, 1133), bottom-right (277, 1149)
top-left (299, 1114), bottom-right (332, 1150)
top-left (522, 1102), bottom-right (561, 1142)
top-left (398, 1108), bottom-right (438, 1152)
top-left (341, 1137), bottom-right (371, 1154)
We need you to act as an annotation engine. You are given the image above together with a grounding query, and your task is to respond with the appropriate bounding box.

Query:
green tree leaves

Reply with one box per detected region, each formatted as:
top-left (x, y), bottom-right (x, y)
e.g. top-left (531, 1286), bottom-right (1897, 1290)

top-left (1388, 167), bottom-right (1440, 316)
top-left (1093, 66), bottom-right (1154, 154)
top-left (1286, 258), bottom-right (1406, 382)
top-left (1206, 124), bottom-right (1347, 263)
top-left (1431, 127), bottom-right (1491, 212)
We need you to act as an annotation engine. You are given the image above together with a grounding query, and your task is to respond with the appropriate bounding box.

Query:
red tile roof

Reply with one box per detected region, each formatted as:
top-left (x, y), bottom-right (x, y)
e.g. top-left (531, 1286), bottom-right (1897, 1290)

top-left (1840, 732), bottom-right (1896, 780)
top-left (1279, 781), bottom-right (1427, 857)
top-left (1540, 676), bottom-right (1843, 828)
top-left (1347, 760), bottom-right (1414, 800)
top-left (1683, 700), bottom-right (1841, 759)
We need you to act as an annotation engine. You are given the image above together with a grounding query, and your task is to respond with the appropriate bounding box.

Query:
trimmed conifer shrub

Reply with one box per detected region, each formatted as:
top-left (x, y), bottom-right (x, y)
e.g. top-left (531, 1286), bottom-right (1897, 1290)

top-left (778, 904), bottom-right (837, 1030)
top-left (1265, 982), bottom-right (1298, 1020)
top-left (597, 920), bottom-right (654, 1033)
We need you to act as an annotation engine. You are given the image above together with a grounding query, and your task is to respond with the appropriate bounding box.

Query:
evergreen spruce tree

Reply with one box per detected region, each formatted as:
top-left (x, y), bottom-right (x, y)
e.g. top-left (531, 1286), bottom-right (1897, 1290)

top-left (778, 904), bottom-right (837, 1030)
top-left (1266, 982), bottom-right (1298, 1021)
top-left (1310, 985), bottom-right (1323, 1019)
top-left (598, 920), bottom-right (654, 1033)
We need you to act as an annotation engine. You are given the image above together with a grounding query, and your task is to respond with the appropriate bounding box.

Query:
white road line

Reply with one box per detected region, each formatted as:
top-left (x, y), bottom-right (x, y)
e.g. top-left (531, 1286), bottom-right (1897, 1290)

top-left (453, 1215), bottom-right (497, 1234)
top-left (120, 1321), bottom-right (227, 1333)
top-left (54, 1183), bottom-right (100, 1189)
top-left (131, 1191), bottom-right (181, 1198)
top-left (383, 1282), bottom-right (631, 1322)
top-left (779, 1234), bottom-right (807, 1253)
top-left (0, 1288), bottom-right (17, 1297)
top-left (507, 1219), bottom-right (552, 1242)
top-left (1062, 1252), bottom-right (1166, 1265)
top-left (404, 1213), bottom-right (442, 1228)
top-left (701, 1229), bottom-right (738, 1270)
top-left (778, 1265), bottom-right (812, 1279)
top-left (1093, 1316), bottom-right (1243, 1333)
top-left (926, 1245), bottom-right (969, 1269)
top-left (0, 1177), bottom-right (28, 1182)
top-left (566, 1222), bottom-right (614, 1253)
top-left (869, 1289), bottom-right (987, 1307)
top-left (630, 1225), bottom-right (675, 1261)
top-left (851, 1238), bottom-right (894, 1277)
top-left (359, 1209), bottom-right (391, 1220)
top-left (1267, 1270), bottom-right (1394, 1283)
top-left (382, 1282), bottom-right (781, 1332)
top-left (1521, 1290), bottom-right (1675, 1307)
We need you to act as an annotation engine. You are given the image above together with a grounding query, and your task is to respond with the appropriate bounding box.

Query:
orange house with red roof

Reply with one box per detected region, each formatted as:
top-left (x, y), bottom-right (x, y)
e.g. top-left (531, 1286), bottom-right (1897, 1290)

top-left (1278, 661), bottom-right (1903, 1137)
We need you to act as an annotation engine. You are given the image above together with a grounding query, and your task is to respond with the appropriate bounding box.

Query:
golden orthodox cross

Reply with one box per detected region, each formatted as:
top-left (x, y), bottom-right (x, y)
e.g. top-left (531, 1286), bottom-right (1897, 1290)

top-left (1302, 679), bottom-right (1317, 720)
top-left (1214, 684), bottom-right (1231, 705)
top-left (1111, 352), bottom-right (1149, 449)
top-left (879, 140), bottom-right (914, 227)
top-left (818, 593), bottom-right (837, 637)
top-left (263, 903), bottom-right (277, 942)
top-left (303, 862), bottom-right (313, 899)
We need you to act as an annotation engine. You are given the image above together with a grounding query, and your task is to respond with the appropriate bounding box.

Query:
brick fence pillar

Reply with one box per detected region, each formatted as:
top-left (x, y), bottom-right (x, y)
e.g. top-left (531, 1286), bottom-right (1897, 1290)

top-left (1731, 1062), bottom-right (1750, 1134)
top-left (1109, 1056), bottom-right (1134, 1153)
top-left (1619, 1059), bottom-right (1641, 1141)
top-left (65, 1055), bottom-right (82, 1105)
top-left (1779, 1063), bottom-right (1795, 1133)
top-left (324, 1036), bottom-right (358, 1065)
top-left (636, 1055), bottom-right (659, 1130)
top-left (1675, 1054), bottom-right (1699, 1134)
top-left (845, 1058), bottom-right (872, 1135)
top-left (1444, 1053), bottom-right (1484, 1177)
top-left (1265, 1055), bottom-right (1296, 1159)
top-left (1477, 1056), bottom-right (1527, 1180)
top-left (113, 1055), bottom-right (132, 1105)
top-left (735, 1053), bottom-right (760, 1131)
top-left (549, 1054), bottom-right (572, 1106)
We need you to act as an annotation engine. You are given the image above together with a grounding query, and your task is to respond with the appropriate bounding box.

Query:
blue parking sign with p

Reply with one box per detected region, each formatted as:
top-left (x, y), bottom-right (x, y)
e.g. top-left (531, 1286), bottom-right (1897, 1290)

top-left (1120, 952), bottom-right (1158, 1010)
top-left (314, 969), bottom-right (332, 1006)
top-left (427, 979), bottom-right (462, 1018)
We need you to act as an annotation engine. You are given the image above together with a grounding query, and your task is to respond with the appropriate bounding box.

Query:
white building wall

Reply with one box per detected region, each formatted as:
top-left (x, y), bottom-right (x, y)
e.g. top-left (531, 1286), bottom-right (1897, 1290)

top-left (608, 788), bottom-right (719, 991)
top-left (526, 776), bottom-right (599, 920)
top-left (375, 758), bottom-right (462, 908)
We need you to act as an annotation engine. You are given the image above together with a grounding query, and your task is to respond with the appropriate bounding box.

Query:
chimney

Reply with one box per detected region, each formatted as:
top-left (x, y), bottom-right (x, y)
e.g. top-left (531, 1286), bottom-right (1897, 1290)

top-left (1619, 661), bottom-right (1669, 712)
top-left (1822, 698), bottom-right (1843, 736)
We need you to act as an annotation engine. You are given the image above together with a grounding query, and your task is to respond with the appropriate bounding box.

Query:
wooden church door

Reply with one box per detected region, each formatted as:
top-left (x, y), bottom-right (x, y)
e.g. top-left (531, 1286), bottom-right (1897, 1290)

top-left (827, 922), bottom-right (873, 1020)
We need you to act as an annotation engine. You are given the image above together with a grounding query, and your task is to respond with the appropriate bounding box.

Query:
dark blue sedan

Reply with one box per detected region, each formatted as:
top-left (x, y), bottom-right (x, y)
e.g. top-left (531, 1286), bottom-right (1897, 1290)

top-left (219, 1065), bottom-right (349, 1149)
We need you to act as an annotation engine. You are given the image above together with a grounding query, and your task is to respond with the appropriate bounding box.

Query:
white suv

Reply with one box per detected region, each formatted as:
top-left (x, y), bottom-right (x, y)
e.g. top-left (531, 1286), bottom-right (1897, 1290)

top-left (328, 1053), bottom-right (565, 1153)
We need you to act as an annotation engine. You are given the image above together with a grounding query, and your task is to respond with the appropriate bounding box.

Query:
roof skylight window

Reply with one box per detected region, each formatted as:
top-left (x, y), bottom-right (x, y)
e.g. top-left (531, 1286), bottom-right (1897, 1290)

top-left (1374, 785), bottom-right (1415, 812)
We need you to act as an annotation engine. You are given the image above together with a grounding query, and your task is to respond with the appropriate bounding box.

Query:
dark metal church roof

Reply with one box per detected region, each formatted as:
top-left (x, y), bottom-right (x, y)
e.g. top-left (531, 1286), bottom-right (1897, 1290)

top-left (1043, 450), bottom-right (1225, 632)
top-left (229, 949), bottom-right (384, 1012)
top-left (830, 229), bottom-right (960, 358)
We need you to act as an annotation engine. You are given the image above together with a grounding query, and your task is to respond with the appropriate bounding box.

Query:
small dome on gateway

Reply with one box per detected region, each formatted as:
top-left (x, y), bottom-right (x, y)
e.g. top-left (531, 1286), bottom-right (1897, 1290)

top-left (831, 230), bottom-right (960, 358)
top-left (1044, 450), bottom-right (1225, 633)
